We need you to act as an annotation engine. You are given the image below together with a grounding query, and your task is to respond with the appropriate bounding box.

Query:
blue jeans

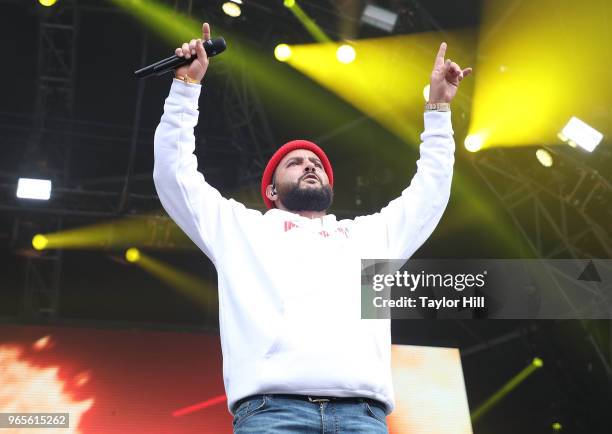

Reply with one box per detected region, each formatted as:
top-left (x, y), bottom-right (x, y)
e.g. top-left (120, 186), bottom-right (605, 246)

top-left (232, 394), bottom-right (388, 434)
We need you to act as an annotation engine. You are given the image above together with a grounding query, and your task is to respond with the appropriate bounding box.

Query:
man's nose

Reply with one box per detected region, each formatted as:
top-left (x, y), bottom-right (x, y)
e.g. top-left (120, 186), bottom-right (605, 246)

top-left (304, 161), bottom-right (315, 172)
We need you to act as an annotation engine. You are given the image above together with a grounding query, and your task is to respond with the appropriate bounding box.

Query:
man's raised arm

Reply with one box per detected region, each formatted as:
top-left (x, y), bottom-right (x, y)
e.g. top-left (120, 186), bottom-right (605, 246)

top-left (355, 43), bottom-right (472, 259)
top-left (153, 23), bottom-right (247, 262)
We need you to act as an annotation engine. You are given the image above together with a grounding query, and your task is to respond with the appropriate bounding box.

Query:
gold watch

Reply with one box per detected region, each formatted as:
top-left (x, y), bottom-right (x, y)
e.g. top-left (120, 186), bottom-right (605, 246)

top-left (424, 102), bottom-right (450, 112)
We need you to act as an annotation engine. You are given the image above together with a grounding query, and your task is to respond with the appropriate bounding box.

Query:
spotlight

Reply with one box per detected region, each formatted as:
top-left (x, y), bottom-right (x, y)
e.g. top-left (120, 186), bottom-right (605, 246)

top-left (39, 0), bottom-right (58, 6)
top-left (532, 357), bottom-right (543, 368)
top-left (16, 178), bottom-right (52, 200)
top-left (423, 84), bottom-right (430, 102)
top-left (464, 134), bottom-right (484, 152)
top-left (274, 44), bottom-right (292, 62)
top-left (361, 4), bottom-right (398, 33)
top-left (336, 44), bottom-right (356, 64)
top-left (284, 0), bottom-right (295, 8)
top-left (559, 116), bottom-right (603, 152)
top-left (222, 1), bottom-right (241, 17)
top-left (535, 148), bottom-right (553, 167)
top-left (32, 234), bottom-right (49, 251)
top-left (125, 248), bottom-right (141, 263)
top-left (552, 422), bottom-right (562, 431)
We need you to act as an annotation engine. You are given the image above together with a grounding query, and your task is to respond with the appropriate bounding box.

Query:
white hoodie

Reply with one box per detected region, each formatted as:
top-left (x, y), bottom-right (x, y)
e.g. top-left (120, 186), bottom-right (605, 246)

top-left (153, 79), bottom-right (455, 415)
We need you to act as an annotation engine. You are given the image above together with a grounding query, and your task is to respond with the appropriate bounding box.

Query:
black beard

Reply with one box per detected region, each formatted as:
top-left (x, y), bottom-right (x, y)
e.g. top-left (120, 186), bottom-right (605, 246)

top-left (278, 181), bottom-right (333, 212)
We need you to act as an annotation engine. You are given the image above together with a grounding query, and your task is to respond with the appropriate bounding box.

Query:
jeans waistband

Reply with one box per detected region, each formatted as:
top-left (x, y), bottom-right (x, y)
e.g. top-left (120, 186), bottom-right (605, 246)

top-left (233, 393), bottom-right (385, 413)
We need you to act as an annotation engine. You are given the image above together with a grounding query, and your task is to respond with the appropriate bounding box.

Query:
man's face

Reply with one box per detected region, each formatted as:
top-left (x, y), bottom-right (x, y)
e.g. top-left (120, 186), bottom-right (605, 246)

top-left (271, 149), bottom-right (333, 211)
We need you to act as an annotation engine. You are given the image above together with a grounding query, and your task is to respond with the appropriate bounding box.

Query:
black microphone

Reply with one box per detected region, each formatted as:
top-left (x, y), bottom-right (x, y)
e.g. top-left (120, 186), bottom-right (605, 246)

top-left (134, 37), bottom-right (227, 79)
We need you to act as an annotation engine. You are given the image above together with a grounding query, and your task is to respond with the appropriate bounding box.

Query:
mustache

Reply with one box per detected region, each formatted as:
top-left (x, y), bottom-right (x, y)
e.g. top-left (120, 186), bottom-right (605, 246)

top-left (299, 173), bottom-right (321, 183)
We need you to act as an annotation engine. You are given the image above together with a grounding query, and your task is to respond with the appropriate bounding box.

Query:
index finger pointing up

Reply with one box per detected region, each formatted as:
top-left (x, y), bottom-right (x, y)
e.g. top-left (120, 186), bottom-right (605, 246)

top-left (435, 42), bottom-right (447, 67)
top-left (202, 22), bottom-right (211, 41)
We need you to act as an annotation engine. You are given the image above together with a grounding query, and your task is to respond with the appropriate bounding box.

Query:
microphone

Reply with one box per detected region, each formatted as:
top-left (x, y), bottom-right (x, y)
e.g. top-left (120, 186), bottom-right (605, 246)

top-left (134, 37), bottom-right (227, 79)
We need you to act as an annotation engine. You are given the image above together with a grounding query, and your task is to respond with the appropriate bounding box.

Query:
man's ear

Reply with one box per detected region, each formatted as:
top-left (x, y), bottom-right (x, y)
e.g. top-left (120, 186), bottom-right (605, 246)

top-left (265, 184), bottom-right (277, 202)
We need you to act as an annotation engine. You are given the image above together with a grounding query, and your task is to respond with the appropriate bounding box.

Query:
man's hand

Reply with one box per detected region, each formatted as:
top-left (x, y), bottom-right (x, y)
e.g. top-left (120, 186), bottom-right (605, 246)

top-left (427, 42), bottom-right (472, 104)
top-left (174, 22), bottom-right (211, 83)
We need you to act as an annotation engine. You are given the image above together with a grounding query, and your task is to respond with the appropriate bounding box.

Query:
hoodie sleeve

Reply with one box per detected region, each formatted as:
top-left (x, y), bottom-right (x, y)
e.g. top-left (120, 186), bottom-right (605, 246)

top-left (354, 111), bottom-right (455, 259)
top-left (153, 79), bottom-right (255, 263)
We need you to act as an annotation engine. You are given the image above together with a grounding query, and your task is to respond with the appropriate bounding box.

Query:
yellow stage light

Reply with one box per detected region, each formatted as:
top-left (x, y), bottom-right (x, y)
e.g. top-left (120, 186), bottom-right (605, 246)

top-left (467, 0), bottom-right (611, 148)
top-left (125, 248), bottom-right (141, 263)
top-left (284, 30), bottom-right (473, 144)
top-left (423, 84), bottom-right (430, 102)
top-left (336, 44), bottom-right (356, 64)
top-left (274, 44), bottom-right (292, 62)
top-left (33, 216), bottom-right (195, 251)
top-left (552, 422), bottom-right (562, 431)
top-left (132, 252), bottom-right (218, 313)
top-left (222, 2), bottom-right (241, 17)
top-left (471, 358), bottom-right (543, 423)
top-left (39, 0), bottom-right (57, 6)
top-left (32, 234), bottom-right (48, 251)
top-left (464, 134), bottom-right (484, 152)
top-left (283, 0), bottom-right (331, 43)
top-left (535, 149), bottom-right (553, 167)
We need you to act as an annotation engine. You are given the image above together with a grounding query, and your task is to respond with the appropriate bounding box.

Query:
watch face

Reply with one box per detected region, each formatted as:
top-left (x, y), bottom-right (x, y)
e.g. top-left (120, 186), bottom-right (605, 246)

top-left (425, 103), bottom-right (450, 111)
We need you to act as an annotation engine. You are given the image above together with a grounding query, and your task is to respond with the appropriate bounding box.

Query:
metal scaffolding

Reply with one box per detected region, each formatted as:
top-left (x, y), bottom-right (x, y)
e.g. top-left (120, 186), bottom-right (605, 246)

top-left (215, 41), bottom-right (277, 196)
top-left (471, 144), bottom-right (612, 381)
top-left (21, 0), bottom-right (78, 319)
top-left (471, 146), bottom-right (611, 259)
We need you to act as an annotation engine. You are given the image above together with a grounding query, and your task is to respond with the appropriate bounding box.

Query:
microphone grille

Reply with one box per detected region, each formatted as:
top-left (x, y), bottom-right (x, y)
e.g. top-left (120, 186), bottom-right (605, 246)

top-left (204, 37), bottom-right (227, 57)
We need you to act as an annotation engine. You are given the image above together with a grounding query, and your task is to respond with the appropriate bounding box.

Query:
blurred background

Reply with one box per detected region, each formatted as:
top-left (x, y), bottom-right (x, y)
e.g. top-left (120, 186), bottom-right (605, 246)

top-left (0, 0), bottom-right (610, 433)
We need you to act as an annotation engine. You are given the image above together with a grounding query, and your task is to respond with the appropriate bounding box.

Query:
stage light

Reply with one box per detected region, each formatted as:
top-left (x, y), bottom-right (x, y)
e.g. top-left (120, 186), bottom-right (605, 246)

top-left (464, 134), bottom-right (484, 152)
top-left (125, 248), bottom-right (141, 263)
top-left (39, 0), bottom-right (58, 6)
top-left (336, 44), bottom-right (356, 64)
top-left (222, 1), bottom-right (241, 17)
top-left (274, 44), bottom-right (292, 62)
top-left (32, 234), bottom-right (49, 251)
top-left (283, 0), bottom-right (331, 43)
top-left (467, 0), bottom-right (611, 148)
top-left (361, 4), bottom-right (398, 33)
top-left (559, 116), bottom-right (603, 152)
top-left (231, 0), bottom-right (242, 3)
top-left (552, 422), bottom-right (562, 431)
top-left (423, 84), bottom-right (430, 102)
top-left (471, 357), bottom-right (544, 422)
top-left (34, 216), bottom-right (195, 251)
top-left (132, 251), bottom-right (218, 313)
top-left (16, 178), bottom-right (52, 200)
top-left (535, 149), bottom-right (553, 167)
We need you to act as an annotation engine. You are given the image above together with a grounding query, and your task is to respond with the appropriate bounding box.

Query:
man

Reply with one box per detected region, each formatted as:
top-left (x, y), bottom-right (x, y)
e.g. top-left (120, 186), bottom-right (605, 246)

top-left (154, 22), bottom-right (471, 434)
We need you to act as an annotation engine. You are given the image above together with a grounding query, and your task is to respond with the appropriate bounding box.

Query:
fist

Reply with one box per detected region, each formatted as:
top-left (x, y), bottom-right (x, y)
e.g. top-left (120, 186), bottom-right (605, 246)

top-left (428, 42), bottom-right (472, 104)
top-left (174, 22), bottom-right (211, 83)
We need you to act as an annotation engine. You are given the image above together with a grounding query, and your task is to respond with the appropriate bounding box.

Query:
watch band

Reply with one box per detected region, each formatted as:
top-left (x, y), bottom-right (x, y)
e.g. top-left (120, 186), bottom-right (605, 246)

top-left (424, 102), bottom-right (450, 112)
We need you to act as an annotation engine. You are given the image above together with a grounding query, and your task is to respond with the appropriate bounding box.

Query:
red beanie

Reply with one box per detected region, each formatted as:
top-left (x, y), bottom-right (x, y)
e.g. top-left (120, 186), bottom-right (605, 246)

top-left (260, 140), bottom-right (334, 209)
